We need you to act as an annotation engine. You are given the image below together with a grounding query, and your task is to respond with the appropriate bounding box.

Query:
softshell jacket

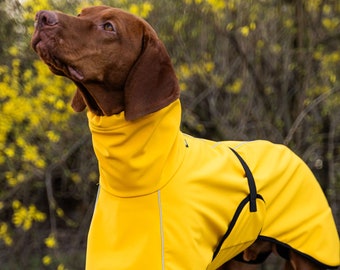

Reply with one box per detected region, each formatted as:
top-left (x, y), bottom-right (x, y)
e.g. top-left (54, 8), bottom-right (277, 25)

top-left (86, 99), bottom-right (339, 270)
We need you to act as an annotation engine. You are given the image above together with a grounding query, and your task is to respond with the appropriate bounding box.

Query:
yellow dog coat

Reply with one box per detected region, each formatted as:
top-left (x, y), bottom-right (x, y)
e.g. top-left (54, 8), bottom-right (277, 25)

top-left (86, 99), bottom-right (339, 269)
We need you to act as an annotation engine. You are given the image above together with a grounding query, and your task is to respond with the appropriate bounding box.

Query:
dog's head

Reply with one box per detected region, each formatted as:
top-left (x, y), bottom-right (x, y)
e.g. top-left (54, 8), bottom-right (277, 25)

top-left (31, 6), bottom-right (180, 120)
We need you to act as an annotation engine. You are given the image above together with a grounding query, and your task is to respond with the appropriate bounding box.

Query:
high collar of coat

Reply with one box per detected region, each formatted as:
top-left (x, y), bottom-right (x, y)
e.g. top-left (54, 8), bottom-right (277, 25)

top-left (87, 99), bottom-right (186, 197)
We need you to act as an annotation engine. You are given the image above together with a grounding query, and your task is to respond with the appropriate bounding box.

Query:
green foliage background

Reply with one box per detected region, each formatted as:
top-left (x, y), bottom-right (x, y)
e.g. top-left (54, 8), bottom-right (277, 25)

top-left (0, 0), bottom-right (339, 269)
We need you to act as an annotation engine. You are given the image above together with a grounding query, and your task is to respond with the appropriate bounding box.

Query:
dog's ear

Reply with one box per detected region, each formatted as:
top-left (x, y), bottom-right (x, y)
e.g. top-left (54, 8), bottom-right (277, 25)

top-left (124, 27), bottom-right (180, 121)
top-left (71, 88), bottom-right (87, 112)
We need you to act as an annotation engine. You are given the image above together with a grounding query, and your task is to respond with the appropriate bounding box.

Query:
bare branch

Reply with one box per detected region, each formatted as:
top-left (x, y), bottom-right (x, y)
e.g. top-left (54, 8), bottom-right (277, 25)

top-left (284, 87), bottom-right (339, 145)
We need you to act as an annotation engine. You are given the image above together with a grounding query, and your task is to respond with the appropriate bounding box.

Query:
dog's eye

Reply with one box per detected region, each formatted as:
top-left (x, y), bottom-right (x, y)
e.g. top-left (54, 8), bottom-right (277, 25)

top-left (103, 22), bottom-right (115, 32)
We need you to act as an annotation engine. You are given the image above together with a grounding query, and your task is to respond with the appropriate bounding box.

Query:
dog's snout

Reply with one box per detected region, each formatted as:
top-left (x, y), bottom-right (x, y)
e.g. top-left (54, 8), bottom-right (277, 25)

top-left (35, 10), bottom-right (59, 29)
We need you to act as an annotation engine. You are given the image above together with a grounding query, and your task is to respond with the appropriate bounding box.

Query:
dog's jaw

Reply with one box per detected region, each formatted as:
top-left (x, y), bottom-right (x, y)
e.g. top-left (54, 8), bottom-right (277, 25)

top-left (32, 10), bottom-right (86, 82)
top-left (32, 33), bottom-right (85, 82)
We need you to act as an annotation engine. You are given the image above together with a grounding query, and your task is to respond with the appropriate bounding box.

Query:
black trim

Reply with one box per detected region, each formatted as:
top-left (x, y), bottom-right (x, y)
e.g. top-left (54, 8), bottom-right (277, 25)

top-left (212, 194), bottom-right (264, 260)
top-left (212, 148), bottom-right (262, 260)
top-left (257, 236), bottom-right (340, 269)
top-left (229, 148), bottom-right (257, 212)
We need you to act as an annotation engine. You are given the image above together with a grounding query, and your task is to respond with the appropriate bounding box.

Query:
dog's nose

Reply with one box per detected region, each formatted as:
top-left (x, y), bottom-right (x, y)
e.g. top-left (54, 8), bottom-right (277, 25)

top-left (34, 10), bottom-right (59, 29)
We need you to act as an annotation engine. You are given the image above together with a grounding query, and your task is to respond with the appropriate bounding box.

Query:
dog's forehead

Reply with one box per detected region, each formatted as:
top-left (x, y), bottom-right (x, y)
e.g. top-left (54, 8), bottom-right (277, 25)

top-left (79, 5), bottom-right (112, 16)
top-left (79, 6), bottom-right (139, 22)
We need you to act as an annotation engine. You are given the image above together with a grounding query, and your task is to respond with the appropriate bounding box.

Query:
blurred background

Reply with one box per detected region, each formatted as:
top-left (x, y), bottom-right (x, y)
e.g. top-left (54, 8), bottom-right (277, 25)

top-left (0, 0), bottom-right (339, 269)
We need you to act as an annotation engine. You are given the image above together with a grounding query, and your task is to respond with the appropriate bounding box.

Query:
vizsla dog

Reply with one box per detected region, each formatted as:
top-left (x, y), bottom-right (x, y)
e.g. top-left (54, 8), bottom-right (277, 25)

top-left (31, 6), bottom-right (340, 270)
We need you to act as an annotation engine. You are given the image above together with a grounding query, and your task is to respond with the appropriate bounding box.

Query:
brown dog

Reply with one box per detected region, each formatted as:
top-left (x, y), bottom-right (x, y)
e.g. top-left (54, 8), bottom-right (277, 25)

top-left (32, 6), bottom-right (179, 120)
top-left (31, 6), bottom-right (339, 270)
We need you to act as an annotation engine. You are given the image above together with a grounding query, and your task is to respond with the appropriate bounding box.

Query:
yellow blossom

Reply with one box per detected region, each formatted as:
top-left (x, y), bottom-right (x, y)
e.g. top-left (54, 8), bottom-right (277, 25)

top-left (57, 264), bottom-right (66, 270)
top-left (4, 147), bottom-right (15, 158)
top-left (47, 131), bottom-right (60, 143)
top-left (55, 99), bottom-right (66, 110)
top-left (71, 173), bottom-right (81, 184)
top-left (129, 2), bottom-right (153, 18)
top-left (239, 26), bottom-right (250, 37)
top-left (257, 40), bottom-right (265, 49)
top-left (329, 74), bottom-right (336, 84)
top-left (12, 200), bottom-right (21, 209)
top-left (226, 23), bottom-right (234, 31)
top-left (45, 234), bottom-right (57, 248)
top-left (0, 222), bottom-right (13, 246)
top-left (9, 46), bottom-right (19, 57)
top-left (271, 44), bottom-right (282, 54)
top-left (42, 255), bottom-right (52, 266)
top-left (4, 235), bottom-right (13, 246)
top-left (12, 202), bottom-right (46, 231)
top-left (89, 171), bottom-right (98, 182)
top-left (322, 17), bottom-right (339, 31)
top-left (226, 78), bottom-right (243, 94)
top-left (179, 82), bottom-right (188, 91)
top-left (227, 1), bottom-right (236, 11)
top-left (56, 208), bottom-right (65, 218)
top-left (206, 0), bottom-right (226, 12)
top-left (179, 64), bottom-right (191, 79)
top-left (204, 62), bottom-right (215, 73)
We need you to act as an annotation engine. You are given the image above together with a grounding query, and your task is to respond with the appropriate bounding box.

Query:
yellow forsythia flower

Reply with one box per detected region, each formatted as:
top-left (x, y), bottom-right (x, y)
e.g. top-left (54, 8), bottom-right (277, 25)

top-left (129, 2), bottom-right (153, 18)
top-left (239, 26), bottom-right (249, 37)
top-left (57, 264), bottom-right (66, 270)
top-left (45, 234), bottom-right (57, 248)
top-left (12, 202), bottom-right (46, 231)
top-left (0, 222), bottom-right (13, 246)
top-left (56, 208), bottom-right (64, 218)
top-left (42, 255), bottom-right (52, 266)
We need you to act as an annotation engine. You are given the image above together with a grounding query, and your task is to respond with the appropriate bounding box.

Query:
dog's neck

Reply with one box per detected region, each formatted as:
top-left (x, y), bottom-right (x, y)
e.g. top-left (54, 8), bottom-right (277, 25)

top-left (87, 99), bottom-right (186, 197)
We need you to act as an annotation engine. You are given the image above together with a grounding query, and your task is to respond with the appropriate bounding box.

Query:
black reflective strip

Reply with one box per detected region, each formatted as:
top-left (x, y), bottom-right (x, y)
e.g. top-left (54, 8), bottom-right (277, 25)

top-left (229, 147), bottom-right (257, 212)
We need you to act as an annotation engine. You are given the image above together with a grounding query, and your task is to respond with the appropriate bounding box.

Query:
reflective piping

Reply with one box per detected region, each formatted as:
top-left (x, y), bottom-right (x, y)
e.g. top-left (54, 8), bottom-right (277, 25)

top-left (158, 190), bottom-right (165, 270)
top-left (93, 184), bottom-right (100, 212)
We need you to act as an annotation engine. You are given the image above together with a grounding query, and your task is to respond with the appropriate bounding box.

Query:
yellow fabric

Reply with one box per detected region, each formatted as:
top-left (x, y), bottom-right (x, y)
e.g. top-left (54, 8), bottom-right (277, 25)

top-left (207, 199), bottom-right (266, 270)
top-left (86, 99), bottom-right (340, 270)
